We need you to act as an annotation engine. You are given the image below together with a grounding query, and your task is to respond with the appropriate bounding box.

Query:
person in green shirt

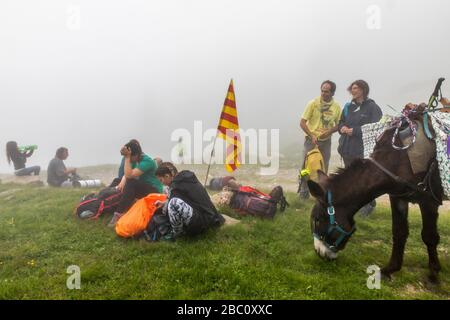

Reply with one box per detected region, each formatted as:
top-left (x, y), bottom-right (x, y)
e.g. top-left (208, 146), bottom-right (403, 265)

top-left (299, 80), bottom-right (341, 199)
top-left (108, 140), bottom-right (163, 227)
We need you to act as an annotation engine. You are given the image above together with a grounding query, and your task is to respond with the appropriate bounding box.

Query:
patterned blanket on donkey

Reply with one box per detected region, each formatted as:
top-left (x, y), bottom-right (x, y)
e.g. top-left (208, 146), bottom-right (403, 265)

top-left (361, 113), bottom-right (450, 199)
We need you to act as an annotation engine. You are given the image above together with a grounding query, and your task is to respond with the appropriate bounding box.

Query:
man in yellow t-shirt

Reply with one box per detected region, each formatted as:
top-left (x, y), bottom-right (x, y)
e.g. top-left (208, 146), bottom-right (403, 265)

top-left (299, 80), bottom-right (341, 198)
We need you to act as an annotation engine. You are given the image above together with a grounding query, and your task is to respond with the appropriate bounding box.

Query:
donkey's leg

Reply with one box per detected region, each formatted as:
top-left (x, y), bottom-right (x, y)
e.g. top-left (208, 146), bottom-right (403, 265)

top-left (381, 196), bottom-right (409, 279)
top-left (418, 201), bottom-right (441, 283)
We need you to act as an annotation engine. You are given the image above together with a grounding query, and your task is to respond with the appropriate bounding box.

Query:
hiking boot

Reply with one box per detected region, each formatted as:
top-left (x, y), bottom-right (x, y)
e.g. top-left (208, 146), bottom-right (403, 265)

top-left (299, 190), bottom-right (310, 200)
top-left (108, 212), bottom-right (123, 228)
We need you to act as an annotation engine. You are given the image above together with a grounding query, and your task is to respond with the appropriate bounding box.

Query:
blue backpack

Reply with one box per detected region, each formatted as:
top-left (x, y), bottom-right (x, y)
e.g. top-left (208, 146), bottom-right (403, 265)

top-left (343, 102), bottom-right (352, 118)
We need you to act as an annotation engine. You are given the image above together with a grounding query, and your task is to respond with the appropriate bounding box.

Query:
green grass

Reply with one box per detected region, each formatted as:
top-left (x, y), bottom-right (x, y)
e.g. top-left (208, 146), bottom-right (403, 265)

top-left (0, 183), bottom-right (449, 300)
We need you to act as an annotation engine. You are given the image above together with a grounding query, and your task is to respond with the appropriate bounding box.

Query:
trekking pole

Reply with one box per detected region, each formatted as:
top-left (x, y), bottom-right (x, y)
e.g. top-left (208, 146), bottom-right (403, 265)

top-left (428, 78), bottom-right (445, 110)
top-left (423, 78), bottom-right (446, 139)
top-left (204, 135), bottom-right (218, 187)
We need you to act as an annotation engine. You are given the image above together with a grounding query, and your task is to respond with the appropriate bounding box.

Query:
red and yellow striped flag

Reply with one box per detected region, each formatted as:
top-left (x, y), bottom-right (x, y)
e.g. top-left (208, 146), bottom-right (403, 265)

top-left (217, 79), bottom-right (241, 172)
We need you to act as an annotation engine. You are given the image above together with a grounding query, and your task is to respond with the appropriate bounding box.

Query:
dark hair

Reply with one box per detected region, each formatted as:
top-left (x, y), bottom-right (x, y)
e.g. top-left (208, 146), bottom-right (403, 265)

top-left (155, 162), bottom-right (178, 177)
top-left (56, 147), bottom-right (68, 159)
top-left (348, 80), bottom-right (370, 99)
top-left (321, 80), bottom-right (336, 95)
top-left (129, 139), bottom-right (140, 147)
top-left (125, 140), bottom-right (142, 158)
top-left (6, 141), bottom-right (19, 165)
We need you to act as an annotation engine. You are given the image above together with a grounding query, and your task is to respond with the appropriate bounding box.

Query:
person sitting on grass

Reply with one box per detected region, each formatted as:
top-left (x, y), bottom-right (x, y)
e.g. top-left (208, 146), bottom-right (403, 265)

top-left (109, 139), bottom-right (140, 188)
top-left (109, 139), bottom-right (164, 188)
top-left (47, 147), bottom-right (78, 187)
top-left (108, 141), bottom-right (164, 227)
top-left (207, 176), bottom-right (241, 191)
top-left (6, 141), bottom-right (41, 177)
top-left (154, 162), bottom-right (225, 240)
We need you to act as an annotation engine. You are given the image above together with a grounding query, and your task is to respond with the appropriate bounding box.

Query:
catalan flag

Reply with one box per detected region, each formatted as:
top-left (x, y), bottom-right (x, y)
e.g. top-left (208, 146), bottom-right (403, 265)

top-left (217, 79), bottom-right (241, 172)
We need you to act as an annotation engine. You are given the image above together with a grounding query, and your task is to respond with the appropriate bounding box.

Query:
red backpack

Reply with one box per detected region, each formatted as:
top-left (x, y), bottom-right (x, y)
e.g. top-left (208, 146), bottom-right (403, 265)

top-left (229, 186), bottom-right (289, 219)
top-left (75, 187), bottom-right (123, 220)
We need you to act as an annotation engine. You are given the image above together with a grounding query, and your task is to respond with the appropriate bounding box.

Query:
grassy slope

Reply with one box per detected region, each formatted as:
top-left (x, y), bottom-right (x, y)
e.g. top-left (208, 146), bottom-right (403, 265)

top-left (0, 183), bottom-right (449, 300)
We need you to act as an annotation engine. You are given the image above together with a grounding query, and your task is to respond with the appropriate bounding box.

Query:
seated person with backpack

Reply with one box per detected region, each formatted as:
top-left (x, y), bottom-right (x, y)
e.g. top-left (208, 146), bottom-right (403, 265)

top-left (47, 147), bottom-right (78, 187)
top-left (109, 139), bottom-right (140, 188)
top-left (108, 141), bottom-right (164, 227)
top-left (6, 141), bottom-right (41, 176)
top-left (154, 162), bottom-right (225, 239)
top-left (109, 139), bottom-right (164, 188)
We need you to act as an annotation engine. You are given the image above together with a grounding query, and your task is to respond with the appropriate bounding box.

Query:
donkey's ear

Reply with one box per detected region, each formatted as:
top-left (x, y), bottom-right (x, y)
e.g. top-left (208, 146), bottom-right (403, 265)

top-left (307, 180), bottom-right (325, 200)
top-left (317, 170), bottom-right (329, 185)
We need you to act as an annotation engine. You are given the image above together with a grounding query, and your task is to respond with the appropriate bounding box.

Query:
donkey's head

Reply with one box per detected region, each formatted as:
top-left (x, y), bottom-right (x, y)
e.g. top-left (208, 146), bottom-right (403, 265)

top-left (307, 170), bottom-right (360, 260)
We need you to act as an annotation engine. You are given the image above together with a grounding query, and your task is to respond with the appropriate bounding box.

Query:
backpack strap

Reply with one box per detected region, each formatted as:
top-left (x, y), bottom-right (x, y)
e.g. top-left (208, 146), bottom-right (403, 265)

top-left (343, 102), bottom-right (351, 118)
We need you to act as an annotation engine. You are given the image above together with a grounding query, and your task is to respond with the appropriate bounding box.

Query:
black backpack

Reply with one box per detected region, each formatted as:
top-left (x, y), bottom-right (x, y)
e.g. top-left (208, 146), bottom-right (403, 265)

top-left (75, 187), bottom-right (123, 219)
top-left (138, 208), bottom-right (172, 241)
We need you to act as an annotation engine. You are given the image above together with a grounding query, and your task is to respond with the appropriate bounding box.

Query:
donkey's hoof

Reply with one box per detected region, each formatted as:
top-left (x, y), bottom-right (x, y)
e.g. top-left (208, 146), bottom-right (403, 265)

top-left (426, 273), bottom-right (440, 285)
top-left (380, 270), bottom-right (393, 281)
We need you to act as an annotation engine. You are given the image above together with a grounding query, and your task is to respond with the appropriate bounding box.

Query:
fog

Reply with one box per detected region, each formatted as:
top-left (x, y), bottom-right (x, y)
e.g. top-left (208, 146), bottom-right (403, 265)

top-left (1, 0), bottom-right (449, 173)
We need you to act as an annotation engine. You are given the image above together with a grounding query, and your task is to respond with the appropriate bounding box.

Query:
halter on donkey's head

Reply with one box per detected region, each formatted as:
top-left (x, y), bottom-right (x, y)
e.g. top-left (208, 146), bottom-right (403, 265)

top-left (312, 190), bottom-right (356, 253)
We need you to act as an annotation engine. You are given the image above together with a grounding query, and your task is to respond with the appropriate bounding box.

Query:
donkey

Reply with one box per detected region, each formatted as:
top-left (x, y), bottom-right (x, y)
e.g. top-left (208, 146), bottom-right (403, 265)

top-left (307, 121), bottom-right (444, 283)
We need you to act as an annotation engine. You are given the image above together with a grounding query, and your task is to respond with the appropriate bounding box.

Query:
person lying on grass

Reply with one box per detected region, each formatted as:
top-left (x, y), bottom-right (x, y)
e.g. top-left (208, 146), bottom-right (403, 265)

top-left (108, 141), bottom-right (164, 227)
top-left (207, 176), bottom-right (241, 191)
top-left (154, 162), bottom-right (225, 239)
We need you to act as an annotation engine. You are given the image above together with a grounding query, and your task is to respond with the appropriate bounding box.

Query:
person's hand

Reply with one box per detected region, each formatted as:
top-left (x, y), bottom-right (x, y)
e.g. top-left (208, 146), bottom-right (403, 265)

top-left (340, 126), bottom-right (354, 135)
top-left (319, 130), bottom-right (331, 140)
top-left (154, 200), bottom-right (166, 209)
top-left (441, 97), bottom-right (450, 106)
top-left (310, 136), bottom-right (318, 145)
top-left (117, 179), bottom-right (126, 192)
top-left (121, 146), bottom-right (131, 158)
top-left (340, 126), bottom-right (349, 134)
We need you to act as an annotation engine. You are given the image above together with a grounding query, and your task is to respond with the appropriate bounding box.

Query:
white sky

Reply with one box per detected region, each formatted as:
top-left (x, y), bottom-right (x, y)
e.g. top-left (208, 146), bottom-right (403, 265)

top-left (0, 0), bottom-right (449, 172)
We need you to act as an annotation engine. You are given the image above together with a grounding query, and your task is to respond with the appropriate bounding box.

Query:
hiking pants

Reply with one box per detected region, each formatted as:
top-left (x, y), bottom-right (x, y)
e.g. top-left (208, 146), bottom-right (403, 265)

top-left (15, 166), bottom-right (41, 176)
top-left (167, 197), bottom-right (194, 237)
top-left (117, 178), bottom-right (159, 213)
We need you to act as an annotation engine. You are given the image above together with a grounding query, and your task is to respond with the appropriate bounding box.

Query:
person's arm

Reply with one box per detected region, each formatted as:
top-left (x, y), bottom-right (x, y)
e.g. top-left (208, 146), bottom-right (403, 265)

top-left (25, 149), bottom-right (34, 158)
top-left (64, 167), bottom-right (76, 175)
top-left (319, 125), bottom-right (340, 140)
top-left (118, 157), bottom-right (125, 178)
top-left (300, 118), bottom-right (318, 144)
top-left (300, 101), bottom-right (318, 144)
top-left (55, 161), bottom-right (70, 178)
top-left (117, 175), bottom-right (126, 192)
top-left (122, 147), bottom-right (145, 179)
top-left (124, 156), bottom-right (144, 179)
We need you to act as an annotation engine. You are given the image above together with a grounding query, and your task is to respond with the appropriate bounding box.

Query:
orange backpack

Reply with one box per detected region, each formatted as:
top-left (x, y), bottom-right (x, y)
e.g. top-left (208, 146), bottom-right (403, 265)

top-left (115, 193), bottom-right (167, 238)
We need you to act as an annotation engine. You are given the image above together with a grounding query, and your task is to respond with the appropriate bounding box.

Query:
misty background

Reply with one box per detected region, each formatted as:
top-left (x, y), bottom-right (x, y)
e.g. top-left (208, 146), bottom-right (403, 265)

top-left (1, 0), bottom-right (449, 174)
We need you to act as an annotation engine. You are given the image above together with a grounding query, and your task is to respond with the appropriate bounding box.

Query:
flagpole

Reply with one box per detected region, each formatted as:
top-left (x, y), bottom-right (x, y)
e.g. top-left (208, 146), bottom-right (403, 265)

top-left (204, 134), bottom-right (218, 187)
top-left (204, 78), bottom-right (234, 187)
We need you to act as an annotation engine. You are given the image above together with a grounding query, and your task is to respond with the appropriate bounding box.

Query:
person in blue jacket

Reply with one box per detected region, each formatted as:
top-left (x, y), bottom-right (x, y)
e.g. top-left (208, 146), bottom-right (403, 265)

top-left (338, 80), bottom-right (383, 216)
